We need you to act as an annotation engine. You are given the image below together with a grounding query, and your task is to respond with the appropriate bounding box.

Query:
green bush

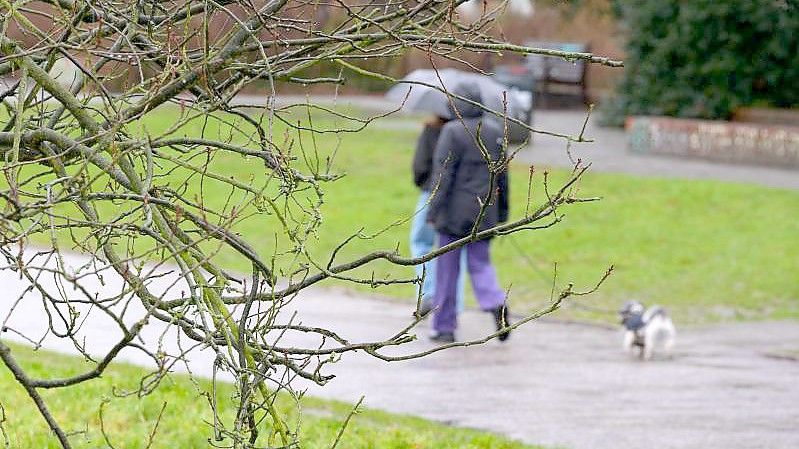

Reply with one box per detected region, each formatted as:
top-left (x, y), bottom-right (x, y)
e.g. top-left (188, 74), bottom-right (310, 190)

top-left (602, 0), bottom-right (799, 125)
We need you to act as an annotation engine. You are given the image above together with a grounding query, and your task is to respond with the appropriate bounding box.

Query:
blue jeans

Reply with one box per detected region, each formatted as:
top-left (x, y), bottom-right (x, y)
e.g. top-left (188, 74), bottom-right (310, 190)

top-left (410, 191), bottom-right (465, 312)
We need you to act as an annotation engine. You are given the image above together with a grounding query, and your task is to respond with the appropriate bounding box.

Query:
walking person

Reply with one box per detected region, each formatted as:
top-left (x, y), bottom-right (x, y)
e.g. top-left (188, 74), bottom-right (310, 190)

top-left (427, 83), bottom-right (511, 343)
top-left (410, 116), bottom-right (467, 316)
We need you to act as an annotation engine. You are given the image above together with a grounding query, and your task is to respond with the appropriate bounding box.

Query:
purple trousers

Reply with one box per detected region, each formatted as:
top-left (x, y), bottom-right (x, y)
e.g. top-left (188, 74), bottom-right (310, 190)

top-left (432, 233), bottom-right (506, 334)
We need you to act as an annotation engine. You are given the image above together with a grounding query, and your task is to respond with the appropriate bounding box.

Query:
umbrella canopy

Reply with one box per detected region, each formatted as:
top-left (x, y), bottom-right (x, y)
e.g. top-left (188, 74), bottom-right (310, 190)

top-left (385, 68), bottom-right (531, 124)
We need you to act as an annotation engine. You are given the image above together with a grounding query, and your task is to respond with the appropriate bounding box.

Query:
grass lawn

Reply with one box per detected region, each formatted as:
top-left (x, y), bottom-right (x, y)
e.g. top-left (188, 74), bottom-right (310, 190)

top-left (5, 105), bottom-right (799, 323)
top-left (315, 127), bottom-right (799, 323)
top-left (359, 117), bottom-right (793, 323)
top-left (0, 343), bottom-right (540, 448)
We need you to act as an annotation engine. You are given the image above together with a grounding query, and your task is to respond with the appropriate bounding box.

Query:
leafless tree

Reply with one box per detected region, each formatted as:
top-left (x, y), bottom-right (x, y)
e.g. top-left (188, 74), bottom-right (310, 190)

top-left (0, 1), bottom-right (620, 447)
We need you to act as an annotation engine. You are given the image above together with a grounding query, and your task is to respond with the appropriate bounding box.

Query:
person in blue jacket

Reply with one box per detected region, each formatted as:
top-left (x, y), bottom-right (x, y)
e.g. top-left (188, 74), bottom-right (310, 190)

top-left (410, 116), bottom-right (466, 316)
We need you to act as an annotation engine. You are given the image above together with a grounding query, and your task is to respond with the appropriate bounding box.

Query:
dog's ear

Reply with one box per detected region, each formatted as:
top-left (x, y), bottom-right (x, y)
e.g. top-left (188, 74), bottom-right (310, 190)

top-left (619, 301), bottom-right (638, 314)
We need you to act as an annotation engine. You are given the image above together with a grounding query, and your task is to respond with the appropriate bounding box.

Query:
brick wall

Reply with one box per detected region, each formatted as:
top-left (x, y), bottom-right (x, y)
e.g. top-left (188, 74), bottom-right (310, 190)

top-left (628, 116), bottom-right (799, 168)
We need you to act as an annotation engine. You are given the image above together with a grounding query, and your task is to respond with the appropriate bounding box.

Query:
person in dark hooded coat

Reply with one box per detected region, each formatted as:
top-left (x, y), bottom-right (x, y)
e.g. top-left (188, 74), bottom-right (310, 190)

top-left (427, 82), bottom-right (511, 343)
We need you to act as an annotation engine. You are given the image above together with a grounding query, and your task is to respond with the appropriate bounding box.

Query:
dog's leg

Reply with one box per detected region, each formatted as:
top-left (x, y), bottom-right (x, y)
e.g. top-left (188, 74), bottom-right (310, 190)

top-left (663, 322), bottom-right (676, 359)
top-left (663, 337), bottom-right (674, 358)
top-left (643, 327), bottom-right (656, 360)
top-left (643, 343), bottom-right (654, 360)
top-left (623, 331), bottom-right (635, 355)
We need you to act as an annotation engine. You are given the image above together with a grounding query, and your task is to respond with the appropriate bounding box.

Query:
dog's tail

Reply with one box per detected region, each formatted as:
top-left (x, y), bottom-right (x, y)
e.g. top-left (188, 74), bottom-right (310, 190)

top-left (642, 305), bottom-right (667, 323)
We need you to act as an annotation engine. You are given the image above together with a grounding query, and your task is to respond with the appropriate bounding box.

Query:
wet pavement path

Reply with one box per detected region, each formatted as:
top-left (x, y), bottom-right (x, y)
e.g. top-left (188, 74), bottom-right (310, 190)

top-left (262, 95), bottom-right (799, 190)
top-left (3, 257), bottom-right (798, 449)
top-left (516, 110), bottom-right (799, 190)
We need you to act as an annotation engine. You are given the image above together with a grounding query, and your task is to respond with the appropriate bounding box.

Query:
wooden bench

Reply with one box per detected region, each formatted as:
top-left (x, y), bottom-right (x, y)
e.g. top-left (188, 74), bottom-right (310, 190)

top-left (524, 40), bottom-right (589, 107)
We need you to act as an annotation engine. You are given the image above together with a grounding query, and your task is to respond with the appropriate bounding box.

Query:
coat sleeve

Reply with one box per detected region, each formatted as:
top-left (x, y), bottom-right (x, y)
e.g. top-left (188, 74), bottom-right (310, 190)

top-left (428, 125), bottom-right (459, 221)
top-left (497, 166), bottom-right (509, 223)
top-left (411, 126), bottom-right (434, 189)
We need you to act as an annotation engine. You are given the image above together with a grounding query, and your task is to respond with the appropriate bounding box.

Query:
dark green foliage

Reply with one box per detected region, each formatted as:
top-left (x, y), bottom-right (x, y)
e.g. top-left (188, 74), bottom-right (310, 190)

top-left (603, 0), bottom-right (799, 125)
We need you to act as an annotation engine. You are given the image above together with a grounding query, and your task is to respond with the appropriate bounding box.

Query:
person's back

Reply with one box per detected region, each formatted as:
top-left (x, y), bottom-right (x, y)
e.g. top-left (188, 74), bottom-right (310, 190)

top-left (429, 85), bottom-right (508, 238)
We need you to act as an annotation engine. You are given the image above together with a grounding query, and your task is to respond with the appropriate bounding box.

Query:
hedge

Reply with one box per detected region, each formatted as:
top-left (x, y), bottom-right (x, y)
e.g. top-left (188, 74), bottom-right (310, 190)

top-left (602, 0), bottom-right (799, 125)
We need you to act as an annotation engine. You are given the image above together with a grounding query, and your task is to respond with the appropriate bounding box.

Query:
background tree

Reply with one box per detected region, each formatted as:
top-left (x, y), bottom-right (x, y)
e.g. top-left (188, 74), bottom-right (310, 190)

top-left (0, 1), bottom-right (619, 447)
top-left (603, 0), bottom-right (799, 124)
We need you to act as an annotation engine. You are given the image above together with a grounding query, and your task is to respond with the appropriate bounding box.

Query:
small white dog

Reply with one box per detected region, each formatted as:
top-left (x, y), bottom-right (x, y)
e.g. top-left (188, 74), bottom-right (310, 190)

top-left (619, 301), bottom-right (676, 360)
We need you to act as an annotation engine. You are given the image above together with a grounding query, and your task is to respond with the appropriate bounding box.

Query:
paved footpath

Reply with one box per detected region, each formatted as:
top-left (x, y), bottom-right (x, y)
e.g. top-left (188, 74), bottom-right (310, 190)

top-left (516, 110), bottom-right (799, 190)
top-left (2, 252), bottom-right (799, 449)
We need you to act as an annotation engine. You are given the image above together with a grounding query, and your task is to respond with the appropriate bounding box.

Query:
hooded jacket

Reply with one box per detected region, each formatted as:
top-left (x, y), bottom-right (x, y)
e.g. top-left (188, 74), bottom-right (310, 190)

top-left (428, 83), bottom-right (509, 238)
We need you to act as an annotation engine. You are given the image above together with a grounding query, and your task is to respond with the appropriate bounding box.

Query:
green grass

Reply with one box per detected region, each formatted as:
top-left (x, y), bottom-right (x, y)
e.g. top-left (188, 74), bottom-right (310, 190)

top-left (154, 106), bottom-right (797, 324)
top-left (6, 105), bottom-right (799, 323)
top-left (284, 111), bottom-right (799, 323)
top-left (323, 139), bottom-right (799, 322)
top-left (0, 343), bottom-right (540, 448)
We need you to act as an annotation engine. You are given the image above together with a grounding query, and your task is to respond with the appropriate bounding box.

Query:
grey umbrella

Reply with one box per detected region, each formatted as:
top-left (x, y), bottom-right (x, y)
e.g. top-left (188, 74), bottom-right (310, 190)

top-left (385, 68), bottom-right (532, 141)
top-left (386, 69), bottom-right (530, 118)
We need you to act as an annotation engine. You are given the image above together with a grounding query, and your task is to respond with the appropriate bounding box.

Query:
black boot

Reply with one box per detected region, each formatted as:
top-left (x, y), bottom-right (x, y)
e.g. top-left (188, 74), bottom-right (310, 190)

top-left (492, 306), bottom-right (511, 342)
top-left (429, 331), bottom-right (455, 343)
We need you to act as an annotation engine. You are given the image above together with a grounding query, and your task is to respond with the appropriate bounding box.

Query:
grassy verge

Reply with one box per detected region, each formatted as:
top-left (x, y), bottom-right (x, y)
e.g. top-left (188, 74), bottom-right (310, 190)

top-left (6, 105), bottom-right (799, 323)
top-left (185, 107), bottom-right (798, 323)
top-left (0, 343), bottom-right (541, 448)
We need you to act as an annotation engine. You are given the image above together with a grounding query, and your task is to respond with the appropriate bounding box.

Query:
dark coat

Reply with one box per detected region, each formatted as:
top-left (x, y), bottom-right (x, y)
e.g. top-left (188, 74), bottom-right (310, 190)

top-left (428, 84), bottom-right (509, 238)
top-left (412, 124), bottom-right (441, 192)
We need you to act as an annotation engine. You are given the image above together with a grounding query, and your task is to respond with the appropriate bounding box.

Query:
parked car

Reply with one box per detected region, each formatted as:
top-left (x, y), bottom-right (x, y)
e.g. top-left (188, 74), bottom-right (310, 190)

top-left (491, 65), bottom-right (535, 143)
top-left (492, 64), bottom-right (537, 93)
